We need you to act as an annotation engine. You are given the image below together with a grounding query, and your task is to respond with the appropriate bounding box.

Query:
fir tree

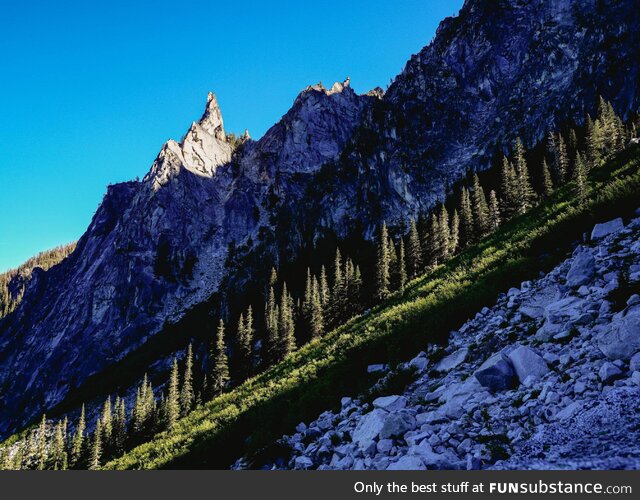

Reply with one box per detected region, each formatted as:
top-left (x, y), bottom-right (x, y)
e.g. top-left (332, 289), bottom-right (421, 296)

top-left (278, 282), bottom-right (296, 359)
top-left (264, 286), bottom-right (279, 366)
top-left (180, 343), bottom-right (195, 415)
top-left (397, 239), bottom-right (407, 293)
top-left (319, 265), bottom-right (330, 307)
top-left (425, 213), bottom-right (441, 267)
top-left (100, 397), bottom-right (112, 450)
top-left (586, 114), bottom-right (601, 169)
top-left (375, 222), bottom-right (391, 300)
top-left (556, 134), bottom-right (569, 184)
top-left (514, 138), bottom-right (535, 215)
top-left (573, 151), bottom-right (588, 205)
top-left (51, 420), bottom-right (68, 470)
top-left (541, 158), bottom-right (554, 197)
top-left (329, 248), bottom-right (344, 325)
top-left (89, 419), bottom-right (102, 470)
top-left (113, 396), bottom-right (127, 454)
top-left (499, 157), bottom-right (518, 221)
top-left (438, 205), bottom-right (451, 259)
top-left (210, 319), bottom-right (229, 396)
top-left (449, 209), bottom-right (460, 255)
top-left (35, 414), bottom-right (47, 470)
top-left (488, 190), bottom-right (501, 232)
top-left (165, 358), bottom-right (180, 430)
top-left (388, 237), bottom-right (398, 291)
top-left (471, 174), bottom-right (490, 239)
top-left (310, 276), bottom-right (324, 339)
top-left (458, 187), bottom-right (474, 248)
top-left (70, 404), bottom-right (86, 468)
top-left (406, 219), bottom-right (422, 278)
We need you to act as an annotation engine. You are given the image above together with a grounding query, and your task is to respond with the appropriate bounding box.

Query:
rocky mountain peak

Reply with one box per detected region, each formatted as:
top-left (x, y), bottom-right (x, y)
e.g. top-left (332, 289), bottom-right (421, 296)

top-left (199, 91), bottom-right (226, 141)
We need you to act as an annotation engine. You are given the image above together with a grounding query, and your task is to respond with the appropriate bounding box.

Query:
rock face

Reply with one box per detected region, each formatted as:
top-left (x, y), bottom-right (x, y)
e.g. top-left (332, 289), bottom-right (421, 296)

top-left (242, 215), bottom-right (640, 470)
top-left (1, 0), bottom-right (640, 438)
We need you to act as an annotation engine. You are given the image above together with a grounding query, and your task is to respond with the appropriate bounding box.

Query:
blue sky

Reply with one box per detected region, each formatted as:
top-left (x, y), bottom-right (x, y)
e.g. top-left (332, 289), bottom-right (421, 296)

top-left (0, 0), bottom-right (463, 273)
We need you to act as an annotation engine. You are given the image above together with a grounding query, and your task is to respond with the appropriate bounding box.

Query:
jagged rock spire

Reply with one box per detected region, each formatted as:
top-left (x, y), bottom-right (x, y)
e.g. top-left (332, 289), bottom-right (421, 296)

top-left (199, 91), bottom-right (226, 141)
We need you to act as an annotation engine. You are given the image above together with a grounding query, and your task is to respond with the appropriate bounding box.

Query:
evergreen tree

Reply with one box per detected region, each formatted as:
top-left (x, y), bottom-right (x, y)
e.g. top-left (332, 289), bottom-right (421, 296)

top-left (51, 420), bottom-right (68, 470)
top-left (425, 213), bottom-right (441, 267)
top-left (89, 419), bottom-right (102, 470)
top-left (458, 187), bottom-right (474, 248)
top-left (397, 239), bottom-right (407, 293)
top-left (388, 237), bottom-right (398, 291)
top-left (180, 344), bottom-right (195, 415)
top-left (449, 209), bottom-right (460, 255)
top-left (556, 134), bottom-right (569, 184)
top-left (488, 190), bottom-right (501, 232)
top-left (573, 151), bottom-right (588, 205)
top-left (569, 128), bottom-right (578, 153)
top-left (278, 282), bottom-right (296, 359)
top-left (329, 248), bottom-right (344, 325)
top-left (438, 205), bottom-right (451, 259)
top-left (113, 396), bottom-right (127, 454)
top-left (514, 138), bottom-right (535, 215)
top-left (499, 157), bottom-right (518, 221)
top-left (406, 219), bottom-right (422, 278)
top-left (210, 319), bottom-right (229, 396)
top-left (165, 358), bottom-right (180, 430)
top-left (586, 114), bottom-right (601, 169)
top-left (35, 414), bottom-right (47, 470)
top-left (375, 223), bottom-right (391, 300)
top-left (264, 286), bottom-right (279, 366)
top-left (471, 174), bottom-right (490, 239)
top-left (70, 404), bottom-right (86, 468)
top-left (310, 276), bottom-right (324, 339)
top-left (319, 265), bottom-right (330, 307)
top-left (541, 158), bottom-right (554, 197)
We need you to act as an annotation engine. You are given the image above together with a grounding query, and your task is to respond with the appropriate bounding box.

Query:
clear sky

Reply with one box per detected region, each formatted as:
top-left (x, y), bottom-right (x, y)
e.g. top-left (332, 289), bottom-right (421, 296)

top-left (0, 0), bottom-right (464, 273)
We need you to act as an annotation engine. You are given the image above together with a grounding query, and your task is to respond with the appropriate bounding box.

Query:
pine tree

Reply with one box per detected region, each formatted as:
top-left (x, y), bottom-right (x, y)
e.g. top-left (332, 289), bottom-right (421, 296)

top-left (51, 420), bottom-right (67, 470)
top-left (499, 157), bottom-right (518, 221)
top-left (459, 187), bottom-right (474, 248)
top-left (426, 212), bottom-right (441, 267)
top-left (541, 159), bottom-right (554, 197)
top-left (278, 282), bottom-right (296, 359)
top-left (329, 248), bottom-right (344, 325)
top-left (310, 276), bottom-right (324, 339)
top-left (556, 134), bottom-right (569, 184)
top-left (265, 286), bottom-right (279, 366)
top-left (513, 138), bottom-right (535, 215)
top-left (438, 205), bottom-right (451, 259)
top-left (488, 190), bottom-right (501, 232)
top-left (397, 239), bottom-right (407, 293)
top-left (319, 265), bottom-right (330, 307)
top-left (569, 128), bottom-right (578, 153)
top-left (388, 238), bottom-right (398, 291)
top-left (70, 404), bottom-right (86, 468)
top-left (449, 209), bottom-right (460, 255)
top-left (471, 174), bottom-right (490, 239)
top-left (100, 397), bottom-right (112, 452)
top-left (573, 151), bottom-right (588, 205)
top-left (35, 414), bottom-right (47, 470)
top-left (406, 219), bottom-right (422, 278)
top-left (165, 358), bottom-right (180, 430)
top-left (113, 396), bottom-right (127, 454)
top-left (89, 419), bottom-right (102, 470)
top-left (586, 114), bottom-right (601, 169)
top-left (375, 223), bottom-right (391, 300)
top-left (210, 319), bottom-right (229, 396)
top-left (180, 343), bottom-right (195, 415)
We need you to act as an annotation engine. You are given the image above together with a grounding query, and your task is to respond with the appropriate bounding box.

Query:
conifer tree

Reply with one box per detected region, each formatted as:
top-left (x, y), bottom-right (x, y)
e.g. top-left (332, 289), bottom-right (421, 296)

top-left (278, 282), bottom-right (296, 359)
top-left (514, 138), bottom-right (535, 215)
top-left (449, 209), bottom-right (460, 255)
top-left (180, 344), bottom-right (195, 415)
top-left (70, 404), bottom-right (86, 468)
top-left (165, 358), bottom-right (180, 430)
top-left (586, 114), bottom-right (601, 169)
top-left (89, 419), bottom-right (102, 470)
top-left (35, 414), bottom-right (47, 470)
top-left (388, 237), bottom-right (398, 291)
top-left (319, 265), bottom-right (330, 307)
top-left (264, 286), bottom-right (279, 366)
top-left (329, 248), bottom-right (345, 325)
top-left (458, 187), bottom-right (474, 248)
top-left (438, 205), bottom-right (451, 259)
top-left (426, 213), bottom-right (441, 267)
top-left (406, 219), bottom-right (422, 278)
top-left (51, 420), bottom-right (67, 470)
top-left (573, 151), bottom-right (588, 205)
top-left (569, 128), bottom-right (578, 153)
top-left (113, 396), bottom-right (127, 454)
top-left (499, 157), bottom-right (518, 221)
top-left (100, 397), bottom-right (112, 450)
top-left (556, 134), bottom-right (569, 184)
top-left (541, 159), bottom-right (554, 197)
top-left (310, 276), bottom-right (324, 339)
top-left (210, 319), bottom-right (229, 396)
top-left (397, 239), bottom-right (407, 293)
top-left (488, 190), bottom-right (501, 232)
top-left (375, 223), bottom-right (391, 300)
top-left (471, 174), bottom-right (490, 239)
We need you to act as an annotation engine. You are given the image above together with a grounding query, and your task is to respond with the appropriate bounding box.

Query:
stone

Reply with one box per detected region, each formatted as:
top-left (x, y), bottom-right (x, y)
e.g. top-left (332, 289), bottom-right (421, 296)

top-left (386, 455), bottom-right (426, 470)
top-left (566, 250), bottom-right (596, 287)
top-left (373, 395), bottom-right (407, 412)
top-left (409, 353), bottom-right (429, 372)
top-left (352, 409), bottom-right (387, 446)
top-left (554, 401), bottom-right (583, 421)
top-left (377, 439), bottom-right (394, 454)
top-left (508, 345), bottom-right (549, 383)
top-left (591, 218), bottom-right (624, 240)
top-left (294, 456), bottom-right (314, 470)
top-left (599, 362), bottom-right (623, 384)
top-left (597, 307), bottom-right (640, 360)
top-left (434, 348), bottom-right (469, 372)
top-left (380, 411), bottom-right (416, 439)
top-left (474, 353), bottom-right (517, 392)
top-left (367, 364), bottom-right (388, 374)
top-left (409, 440), bottom-right (462, 469)
top-left (630, 352), bottom-right (640, 372)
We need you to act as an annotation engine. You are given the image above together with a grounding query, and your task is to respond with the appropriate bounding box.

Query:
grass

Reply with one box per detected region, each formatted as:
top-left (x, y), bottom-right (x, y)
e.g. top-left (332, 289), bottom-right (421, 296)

top-left (96, 146), bottom-right (639, 468)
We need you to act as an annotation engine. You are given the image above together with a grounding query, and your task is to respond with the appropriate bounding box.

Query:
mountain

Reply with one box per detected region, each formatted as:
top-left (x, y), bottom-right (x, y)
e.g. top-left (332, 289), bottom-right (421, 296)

top-left (0, 0), bottom-right (639, 439)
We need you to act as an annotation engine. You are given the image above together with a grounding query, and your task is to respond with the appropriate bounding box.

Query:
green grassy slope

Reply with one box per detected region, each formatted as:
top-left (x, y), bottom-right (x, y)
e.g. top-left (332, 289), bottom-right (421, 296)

top-left (106, 146), bottom-right (640, 469)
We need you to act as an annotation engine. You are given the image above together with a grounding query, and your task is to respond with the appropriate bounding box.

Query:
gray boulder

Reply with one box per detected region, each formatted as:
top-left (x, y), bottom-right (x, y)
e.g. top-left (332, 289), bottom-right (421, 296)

top-left (599, 362), bottom-right (623, 384)
top-left (630, 352), bottom-right (640, 372)
top-left (434, 348), bottom-right (469, 372)
top-left (597, 307), bottom-right (640, 360)
top-left (294, 456), bottom-right (314, 469)
top-left (386, 455), bottom-right (426, 470)
top-left (352, 409), bottom-right (387, 446)
top-left (474, 353), bottom-right (517, 392)
top-left (566, 250), bottom-right (596, 288)
top-left (591, 218), bottom-right (624, 240)
top-left (380, 410), bottom-right (416, 439)
top-left (508, 345), bottom-right (549, 383)
top-left (373, 395), bottom-right (407, 412)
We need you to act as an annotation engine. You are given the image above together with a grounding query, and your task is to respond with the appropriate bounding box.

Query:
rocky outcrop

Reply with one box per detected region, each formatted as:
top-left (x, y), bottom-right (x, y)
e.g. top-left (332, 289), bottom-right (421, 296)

top-left (245, 215), bottom-right (640, 470)
top-left (1, 0), bottom-right (639, 438)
